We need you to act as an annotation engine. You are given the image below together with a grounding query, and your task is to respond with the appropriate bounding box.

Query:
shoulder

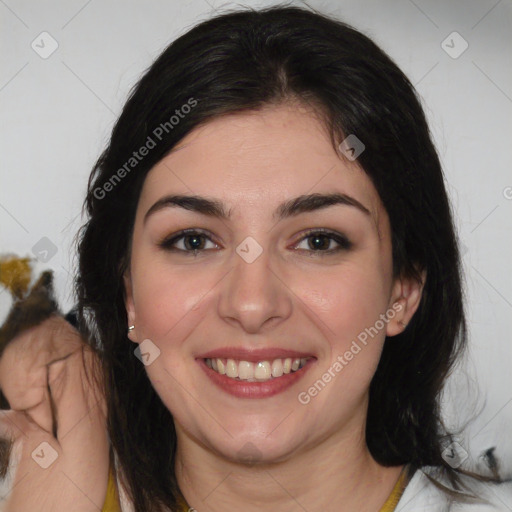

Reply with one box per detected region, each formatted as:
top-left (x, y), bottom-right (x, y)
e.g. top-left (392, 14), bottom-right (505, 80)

top-left (396, 466), bottom-right (512, 511)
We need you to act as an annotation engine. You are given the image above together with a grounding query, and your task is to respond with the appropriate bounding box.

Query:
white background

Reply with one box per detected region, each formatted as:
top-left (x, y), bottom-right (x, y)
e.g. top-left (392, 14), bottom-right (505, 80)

top-left (1, 0), bottom-right (511, 476)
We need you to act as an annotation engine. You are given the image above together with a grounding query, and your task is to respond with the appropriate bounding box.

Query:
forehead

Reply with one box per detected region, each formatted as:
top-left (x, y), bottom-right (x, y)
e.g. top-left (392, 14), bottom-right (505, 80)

top-left (138, 103), bottom-right (385, 230)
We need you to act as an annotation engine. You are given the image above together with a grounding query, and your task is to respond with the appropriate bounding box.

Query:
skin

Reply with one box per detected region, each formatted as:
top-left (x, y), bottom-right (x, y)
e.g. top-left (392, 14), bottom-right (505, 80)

top-left (0, 315), bottom-right (109, 511)
top-left (124, 101), bottom-right (425, 511)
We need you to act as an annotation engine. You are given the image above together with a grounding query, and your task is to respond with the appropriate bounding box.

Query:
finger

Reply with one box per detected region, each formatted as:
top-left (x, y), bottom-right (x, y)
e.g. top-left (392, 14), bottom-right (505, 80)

top-left (1, 346), bottom-right (109, 511)
top-left (49, 346), bottom-right (107, 444)
top-left (0, 316), bottom-right (86, 435)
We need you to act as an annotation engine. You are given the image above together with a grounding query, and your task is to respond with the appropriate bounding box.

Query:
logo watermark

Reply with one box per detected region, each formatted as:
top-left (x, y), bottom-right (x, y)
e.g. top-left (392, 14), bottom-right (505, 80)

top-left (298, 302), bottom-right (403, 404)
top-left (134, 338), bottom-right (161, 366)
top-left (93, 97), bottom-right (198, 200)
top-left (31, 441), bottom-right (59, 469)
top-left (338, 134), bottom-right (365, 161)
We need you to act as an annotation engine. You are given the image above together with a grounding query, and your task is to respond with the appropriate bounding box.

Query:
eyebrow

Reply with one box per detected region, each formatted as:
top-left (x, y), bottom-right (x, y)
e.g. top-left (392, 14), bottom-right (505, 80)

top-left (143, 192), bottom-right (372, 224)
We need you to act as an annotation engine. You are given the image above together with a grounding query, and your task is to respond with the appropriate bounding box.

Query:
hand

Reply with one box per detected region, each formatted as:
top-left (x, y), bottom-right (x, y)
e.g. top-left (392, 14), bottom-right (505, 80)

top-left (0, 315), bottom-right (109, 511)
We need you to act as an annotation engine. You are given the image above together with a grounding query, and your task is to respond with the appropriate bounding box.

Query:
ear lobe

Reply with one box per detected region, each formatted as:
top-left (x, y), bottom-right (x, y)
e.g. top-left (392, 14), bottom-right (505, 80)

top-left (386, 269), bottom-right (426, 337)
top-left (123, 272), bottom-right (137, 342)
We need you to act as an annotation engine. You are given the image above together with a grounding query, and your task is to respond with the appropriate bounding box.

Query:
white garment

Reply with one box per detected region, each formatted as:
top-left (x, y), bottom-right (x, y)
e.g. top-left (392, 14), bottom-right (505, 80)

top-left (396, 467), bottom-right (512, 511)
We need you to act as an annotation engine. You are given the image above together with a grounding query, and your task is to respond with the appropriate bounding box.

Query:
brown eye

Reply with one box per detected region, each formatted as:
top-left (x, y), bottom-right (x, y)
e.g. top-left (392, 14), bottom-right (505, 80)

top-left (294, 229), bottom-right (352, 255)
top-left (158, 229), bottom-right (218, 254)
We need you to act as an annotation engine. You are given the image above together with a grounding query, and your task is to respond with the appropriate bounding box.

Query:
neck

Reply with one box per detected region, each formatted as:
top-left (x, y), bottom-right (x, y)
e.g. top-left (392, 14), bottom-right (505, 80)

top-left (174, 421), bottom-right (404, 512)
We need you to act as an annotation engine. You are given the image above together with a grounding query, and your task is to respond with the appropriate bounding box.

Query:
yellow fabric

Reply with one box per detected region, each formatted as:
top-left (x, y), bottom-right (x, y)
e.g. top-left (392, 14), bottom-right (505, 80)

top-left (102, 465), bottom-right (122, 512)
top-left (103, 464), bottom-right (409, 511)
top-left (0, 256), bottom-right (32, 298)
top-left (379, 466), bottom-right (409, 512)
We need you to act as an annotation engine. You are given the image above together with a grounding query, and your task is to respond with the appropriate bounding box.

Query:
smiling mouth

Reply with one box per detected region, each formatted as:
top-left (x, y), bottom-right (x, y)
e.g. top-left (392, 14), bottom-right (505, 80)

top-left (204, 357), bottom-right (312, 382)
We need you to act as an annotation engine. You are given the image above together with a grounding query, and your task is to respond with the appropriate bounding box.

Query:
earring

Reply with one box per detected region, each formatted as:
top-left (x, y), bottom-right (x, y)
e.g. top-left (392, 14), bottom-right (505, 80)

top-left (399, 320), bottom-right (407, 328)
top-left (128, 325), bottom-right (135, 333)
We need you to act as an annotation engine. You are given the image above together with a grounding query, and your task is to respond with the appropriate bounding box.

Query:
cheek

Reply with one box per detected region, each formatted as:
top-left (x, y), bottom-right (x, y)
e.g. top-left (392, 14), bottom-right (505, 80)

top-left (130, 255), bottom-right (217, 343)
top-left (297, 261), bottom-right (391, 398)
top-left (300, 262), bottom-right (389, 342)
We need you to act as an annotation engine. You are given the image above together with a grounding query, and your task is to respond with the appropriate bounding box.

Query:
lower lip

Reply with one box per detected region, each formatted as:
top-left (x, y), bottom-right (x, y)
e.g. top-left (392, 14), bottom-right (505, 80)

top-left (197, 358), bottom-right (315, 399)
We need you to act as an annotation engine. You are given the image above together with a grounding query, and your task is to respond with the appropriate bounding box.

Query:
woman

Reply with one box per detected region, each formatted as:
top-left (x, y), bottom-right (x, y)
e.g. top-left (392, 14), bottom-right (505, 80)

top-left (1, 4), bottom-right (510, 511)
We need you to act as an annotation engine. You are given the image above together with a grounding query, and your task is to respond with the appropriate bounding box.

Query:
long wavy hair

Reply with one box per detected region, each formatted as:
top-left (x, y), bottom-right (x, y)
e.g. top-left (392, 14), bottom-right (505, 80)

top-left (75, 5), bottom-right (494, 510)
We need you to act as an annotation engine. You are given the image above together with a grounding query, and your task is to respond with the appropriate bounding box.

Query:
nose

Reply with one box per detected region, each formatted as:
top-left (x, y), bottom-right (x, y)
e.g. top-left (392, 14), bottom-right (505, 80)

top-left (217, 241), bottom-right (293, 334)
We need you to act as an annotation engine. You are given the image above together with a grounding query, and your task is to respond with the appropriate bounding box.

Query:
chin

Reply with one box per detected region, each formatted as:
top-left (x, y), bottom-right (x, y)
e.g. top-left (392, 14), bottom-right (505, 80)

top-left (207, 429), bottom-right (301, 466)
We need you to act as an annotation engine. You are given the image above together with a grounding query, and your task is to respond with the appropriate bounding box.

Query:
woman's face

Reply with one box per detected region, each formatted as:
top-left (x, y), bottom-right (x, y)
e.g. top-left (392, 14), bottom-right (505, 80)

top-left (124, 102), bottom-right (422, 464)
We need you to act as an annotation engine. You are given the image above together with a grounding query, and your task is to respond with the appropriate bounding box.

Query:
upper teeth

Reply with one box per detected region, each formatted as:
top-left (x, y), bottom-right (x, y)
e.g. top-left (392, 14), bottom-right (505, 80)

top-left (205, 357), bottom-right (309, 381)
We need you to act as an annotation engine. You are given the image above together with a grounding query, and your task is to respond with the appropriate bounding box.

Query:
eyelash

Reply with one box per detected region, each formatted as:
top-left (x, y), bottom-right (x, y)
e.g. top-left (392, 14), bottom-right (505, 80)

top-left (157, 228), bottom-right (352, 256)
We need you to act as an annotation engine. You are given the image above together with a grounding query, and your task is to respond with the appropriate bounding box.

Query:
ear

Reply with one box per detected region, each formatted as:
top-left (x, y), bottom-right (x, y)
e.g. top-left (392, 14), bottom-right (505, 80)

top-left (386, 268), bottom-right (426, 337)
top-left (123, 270), bottom-right (138, 344)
